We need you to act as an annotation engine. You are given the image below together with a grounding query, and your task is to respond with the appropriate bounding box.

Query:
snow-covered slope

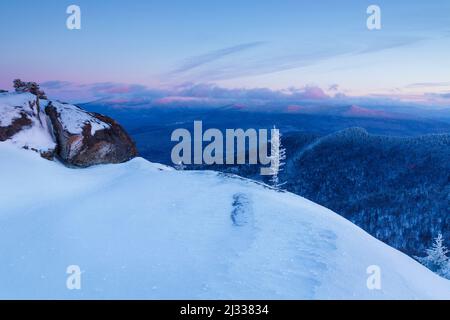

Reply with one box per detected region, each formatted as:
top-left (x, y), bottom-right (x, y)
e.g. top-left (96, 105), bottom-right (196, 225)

top-left (0, 143), bottom-right (449, 299)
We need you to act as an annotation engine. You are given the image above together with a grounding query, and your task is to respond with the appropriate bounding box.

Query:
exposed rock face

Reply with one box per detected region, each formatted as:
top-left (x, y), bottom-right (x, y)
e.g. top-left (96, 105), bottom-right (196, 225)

top-left (0, 92), bottom-right (137, 167)
top-left (0, 93), bottom-right (56, 159)
top-left (45, 102), bottom-right (137, 167)
top-left (0, 112), bottom-right (32, 141)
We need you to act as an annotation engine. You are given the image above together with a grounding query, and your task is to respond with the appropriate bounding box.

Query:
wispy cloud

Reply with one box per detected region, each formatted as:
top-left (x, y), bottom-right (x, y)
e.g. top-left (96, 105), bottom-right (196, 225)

top-left (40, 80), bottom-right (334, 104)
top-left (356, 35), bottom-right (424, 54)
top-left (329, 84), bottom-right (339, 91)
top-left (40, 81), bottom-right (166, 103)
top-left (167, 47), bottom-right (351, 83)
top-left (165, 33), bottom-right (427, 84)
top-left (41, 80), bottom-right (73, 90)
top-left (407, 82), bottom-right (450, 88)
top-left (426, 92), bottom-right (450, 99)
top-left (173, 83), bottom-right (330, 101)
top-left (171, 42), bottom-right (266, 74)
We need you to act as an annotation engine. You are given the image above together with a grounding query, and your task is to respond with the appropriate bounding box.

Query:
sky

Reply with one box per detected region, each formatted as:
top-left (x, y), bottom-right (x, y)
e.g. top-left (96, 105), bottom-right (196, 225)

top-left (1, 0), bottom-right (450, 106)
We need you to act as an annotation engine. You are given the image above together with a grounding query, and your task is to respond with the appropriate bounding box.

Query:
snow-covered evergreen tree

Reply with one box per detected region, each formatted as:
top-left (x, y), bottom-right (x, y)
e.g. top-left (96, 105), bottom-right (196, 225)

top-left (269, 126), bottom-right (286, 189)
top-left (443, 261), bottom-right (450, 279)
top-left (415, 233), bottom-right (449, 279)
top-left (13, 79), bottom-right (47, 99)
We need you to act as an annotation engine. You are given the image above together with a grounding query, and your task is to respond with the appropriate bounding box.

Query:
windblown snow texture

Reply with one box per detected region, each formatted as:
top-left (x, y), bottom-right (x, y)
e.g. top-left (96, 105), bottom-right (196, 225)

top-left (0, 143), bottom-right (449, 299)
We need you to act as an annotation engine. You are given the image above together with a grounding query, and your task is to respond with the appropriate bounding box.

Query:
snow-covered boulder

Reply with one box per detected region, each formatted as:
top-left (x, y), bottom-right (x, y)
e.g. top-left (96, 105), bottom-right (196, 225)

top-left (0, 92), bottom-right (137, 167)
top-left (0, 92), bottom-right (56, 159)
top-left (45, 101), bottom-right (137, 167)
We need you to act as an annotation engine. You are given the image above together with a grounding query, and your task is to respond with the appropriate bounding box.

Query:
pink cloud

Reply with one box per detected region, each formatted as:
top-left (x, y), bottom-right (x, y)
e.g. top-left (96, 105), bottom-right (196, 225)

top-left (286, 105), bottom-right (305, 112)
top-left (105, 86), bottom-right (133, 94)
top-left (154, 96), bottom-right (209, 105)
top-left (301, 86), bottom-right (328, 100)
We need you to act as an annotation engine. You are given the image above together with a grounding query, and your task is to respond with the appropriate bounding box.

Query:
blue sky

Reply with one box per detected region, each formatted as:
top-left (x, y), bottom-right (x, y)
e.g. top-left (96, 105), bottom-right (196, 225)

top-left (1, 0), bottom-right (450, 105)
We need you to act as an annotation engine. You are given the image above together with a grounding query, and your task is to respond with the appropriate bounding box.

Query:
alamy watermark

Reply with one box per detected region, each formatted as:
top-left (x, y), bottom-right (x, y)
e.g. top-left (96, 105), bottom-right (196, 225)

top-left (367, 5), bottom-right (381, 30)
top-left (66, 265), bottom-right (82, 290)
top-left (66, 5), bottom-right (380, 31)
top-left (170, 121), bottom-right (285, 177)
top-left (366, 265), bottom-right (382, 290)
top-left (66, 5), bottom-right (81, 30)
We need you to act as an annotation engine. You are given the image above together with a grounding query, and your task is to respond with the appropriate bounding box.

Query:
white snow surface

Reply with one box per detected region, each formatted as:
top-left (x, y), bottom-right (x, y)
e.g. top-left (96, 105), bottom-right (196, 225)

top-left (0, 143), bottom-right (449, 299)
top-left (0, 92), bottom-right (36, 127)
top-left (0, 93), bottom-right (55, 152)
top-left (0, 92), bottom-right (109, 154)
top-left (50, 101), bottom-right (110, 135)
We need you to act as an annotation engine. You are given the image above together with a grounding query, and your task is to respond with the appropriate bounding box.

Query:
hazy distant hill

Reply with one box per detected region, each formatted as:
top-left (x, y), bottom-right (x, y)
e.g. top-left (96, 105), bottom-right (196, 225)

top-left (83, 103), bottom-right (450, 162)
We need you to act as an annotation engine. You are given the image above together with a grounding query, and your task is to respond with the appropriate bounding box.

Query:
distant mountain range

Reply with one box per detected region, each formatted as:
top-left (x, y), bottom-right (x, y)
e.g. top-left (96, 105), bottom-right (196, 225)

top-left (83, 97), bottom-right (450, 123)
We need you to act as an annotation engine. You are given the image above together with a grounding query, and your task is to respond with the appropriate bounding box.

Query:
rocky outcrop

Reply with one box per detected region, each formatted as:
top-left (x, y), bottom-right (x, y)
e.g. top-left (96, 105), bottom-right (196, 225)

top-left (1, 92), bottom-right (137, 167)
top-left (45, 102), bottom-right (137, 167)
top-left (0, 93), bottom-right (56, 159)
top-left (0, 112), bottom-right (32, 141)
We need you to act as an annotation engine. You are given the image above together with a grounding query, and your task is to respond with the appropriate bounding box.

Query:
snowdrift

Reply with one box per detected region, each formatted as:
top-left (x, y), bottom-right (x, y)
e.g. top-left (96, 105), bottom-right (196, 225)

top-left (0, 143), bottom-right (449, 299)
